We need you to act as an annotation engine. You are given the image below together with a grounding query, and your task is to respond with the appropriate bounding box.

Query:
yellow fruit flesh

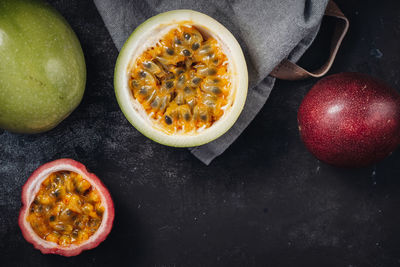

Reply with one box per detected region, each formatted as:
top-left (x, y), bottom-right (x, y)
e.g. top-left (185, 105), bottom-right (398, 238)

top-left (27, 171), bottom-right (104, 247)
top-left (129, 24), bottom-right (231, 134)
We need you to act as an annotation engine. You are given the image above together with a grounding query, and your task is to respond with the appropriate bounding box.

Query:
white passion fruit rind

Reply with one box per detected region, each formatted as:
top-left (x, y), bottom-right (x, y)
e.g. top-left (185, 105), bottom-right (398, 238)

top-left (114, 10), bottom-right (248, 147)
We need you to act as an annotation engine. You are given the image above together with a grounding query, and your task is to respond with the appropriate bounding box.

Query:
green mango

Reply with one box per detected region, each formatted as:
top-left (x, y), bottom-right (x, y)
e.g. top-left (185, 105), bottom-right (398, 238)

top-left (0, 0), bottom-right (86, 133)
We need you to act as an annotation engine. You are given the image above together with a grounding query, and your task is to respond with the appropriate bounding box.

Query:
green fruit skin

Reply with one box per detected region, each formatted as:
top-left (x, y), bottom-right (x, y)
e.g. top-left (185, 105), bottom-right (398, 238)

top-left (0, 0), bottom-right (86, 133)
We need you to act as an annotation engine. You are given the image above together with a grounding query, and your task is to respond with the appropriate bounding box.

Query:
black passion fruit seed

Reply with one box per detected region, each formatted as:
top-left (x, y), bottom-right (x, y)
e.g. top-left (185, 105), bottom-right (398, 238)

top-left (128, 25), bottom-right (231, 134)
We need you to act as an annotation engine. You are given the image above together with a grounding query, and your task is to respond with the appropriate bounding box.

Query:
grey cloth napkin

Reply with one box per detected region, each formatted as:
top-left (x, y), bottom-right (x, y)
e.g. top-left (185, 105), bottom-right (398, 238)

top-left (94, 0), bottom-right (328, 164)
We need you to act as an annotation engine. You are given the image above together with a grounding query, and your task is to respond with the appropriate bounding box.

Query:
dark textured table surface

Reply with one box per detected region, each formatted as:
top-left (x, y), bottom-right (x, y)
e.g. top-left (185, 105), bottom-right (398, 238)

top-left (1, 0), bottom-right (400, 266)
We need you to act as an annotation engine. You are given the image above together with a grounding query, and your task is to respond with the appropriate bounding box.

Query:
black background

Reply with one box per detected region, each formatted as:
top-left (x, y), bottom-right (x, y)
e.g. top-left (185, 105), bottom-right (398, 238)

top-left (1, 0), bottom-right (400, 266)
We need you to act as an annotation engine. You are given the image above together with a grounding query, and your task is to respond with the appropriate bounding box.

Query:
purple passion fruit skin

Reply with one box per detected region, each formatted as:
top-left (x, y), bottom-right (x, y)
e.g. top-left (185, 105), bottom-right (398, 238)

top-left (298, 72), bottom-right (400, 167)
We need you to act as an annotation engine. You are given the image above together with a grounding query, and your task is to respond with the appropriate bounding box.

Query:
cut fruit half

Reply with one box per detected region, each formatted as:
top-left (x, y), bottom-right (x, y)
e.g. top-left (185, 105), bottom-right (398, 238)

top-left (19, 159), bottom-right (114, 257)
top-left (115, 10), bottom-right (248, 147)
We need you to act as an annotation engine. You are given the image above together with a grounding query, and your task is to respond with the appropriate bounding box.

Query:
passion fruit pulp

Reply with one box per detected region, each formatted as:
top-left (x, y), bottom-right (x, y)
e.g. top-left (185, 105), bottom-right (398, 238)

top-left (130, 24), bottom-right (231, 134)
top-left (115, 10), bottom-right (248, 147)
top-left (19, 159), bottom-right (114, 256)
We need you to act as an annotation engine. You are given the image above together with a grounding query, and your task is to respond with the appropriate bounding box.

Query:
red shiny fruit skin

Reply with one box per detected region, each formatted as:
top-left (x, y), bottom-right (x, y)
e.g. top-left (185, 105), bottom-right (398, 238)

top-left (298, 72), bottom-right (400, 167)
top-left (18, 159), bottom-right (114, 256)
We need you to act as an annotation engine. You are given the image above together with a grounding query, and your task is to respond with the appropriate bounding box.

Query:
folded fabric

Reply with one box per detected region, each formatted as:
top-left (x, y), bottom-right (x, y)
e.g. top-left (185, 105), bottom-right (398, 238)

top-left (94, 0), bottom-right (329, 164)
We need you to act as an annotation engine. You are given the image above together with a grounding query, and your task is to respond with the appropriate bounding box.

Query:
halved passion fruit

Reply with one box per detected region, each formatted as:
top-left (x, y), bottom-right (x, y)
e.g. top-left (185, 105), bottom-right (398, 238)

top-left (19, 159), bottom-right (114, 256)
top-left (115, 10), bottom-right (248, 147)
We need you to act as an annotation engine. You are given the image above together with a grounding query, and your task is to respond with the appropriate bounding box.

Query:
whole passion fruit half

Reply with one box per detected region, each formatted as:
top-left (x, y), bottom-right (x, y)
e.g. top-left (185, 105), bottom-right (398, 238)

top-left (19, 159), bottom-right (114, 256)
top-left (298, 72), bottom-right (400, 167)
top-left (115, 10), bottom-right (248, 147)
top-left (0, 0), bottom-right (86, 133)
